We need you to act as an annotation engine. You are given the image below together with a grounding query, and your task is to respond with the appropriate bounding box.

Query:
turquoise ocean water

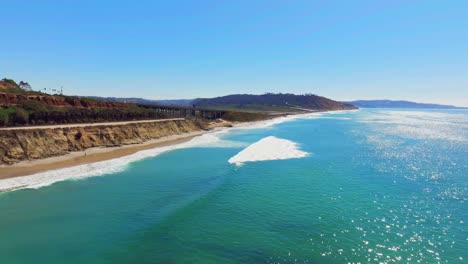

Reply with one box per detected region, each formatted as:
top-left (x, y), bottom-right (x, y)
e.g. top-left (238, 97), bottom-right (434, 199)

top-left (0, 109), bottom-right (466, 263)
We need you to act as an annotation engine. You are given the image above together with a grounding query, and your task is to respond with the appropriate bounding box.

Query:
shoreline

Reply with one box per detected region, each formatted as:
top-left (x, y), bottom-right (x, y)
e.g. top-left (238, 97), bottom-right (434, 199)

top-left (0, 109), bottom-right (348, 183)
top-left (0, 131), bottom-right (205, 180)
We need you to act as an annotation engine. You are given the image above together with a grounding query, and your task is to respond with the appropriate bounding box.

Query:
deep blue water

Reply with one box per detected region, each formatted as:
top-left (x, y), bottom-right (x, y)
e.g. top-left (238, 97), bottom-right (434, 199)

top-left (0, 109), bottom-right (466, 263)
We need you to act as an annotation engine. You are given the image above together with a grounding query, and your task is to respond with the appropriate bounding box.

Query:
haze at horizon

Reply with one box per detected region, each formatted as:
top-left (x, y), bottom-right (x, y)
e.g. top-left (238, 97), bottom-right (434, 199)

top-left (1, 0), bottom-right (467, 106)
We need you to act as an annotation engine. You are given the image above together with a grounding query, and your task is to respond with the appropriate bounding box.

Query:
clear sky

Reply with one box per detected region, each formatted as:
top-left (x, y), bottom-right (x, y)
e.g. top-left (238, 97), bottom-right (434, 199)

top-left (1, 0), bottom-right (467, 106)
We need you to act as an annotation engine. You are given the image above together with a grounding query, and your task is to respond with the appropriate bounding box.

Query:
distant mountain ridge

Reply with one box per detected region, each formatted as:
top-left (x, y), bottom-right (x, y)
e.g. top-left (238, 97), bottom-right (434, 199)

top-left (346, 100), bottom-right (466, 109)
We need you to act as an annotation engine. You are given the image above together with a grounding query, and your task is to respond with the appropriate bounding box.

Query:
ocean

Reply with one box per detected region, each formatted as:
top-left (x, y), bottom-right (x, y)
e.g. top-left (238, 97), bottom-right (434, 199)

top-left (0, 109), bottom-right (466, 263)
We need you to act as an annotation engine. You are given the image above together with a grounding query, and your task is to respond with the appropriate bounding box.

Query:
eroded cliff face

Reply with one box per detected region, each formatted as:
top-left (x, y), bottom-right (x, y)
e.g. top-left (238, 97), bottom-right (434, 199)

top-left (0, 119), bottom-right (204, 165)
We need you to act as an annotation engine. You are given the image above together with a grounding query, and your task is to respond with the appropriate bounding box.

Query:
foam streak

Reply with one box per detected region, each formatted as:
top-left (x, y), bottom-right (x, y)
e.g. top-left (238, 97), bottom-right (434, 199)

top-left (228, 136), bottom-right (309, 165)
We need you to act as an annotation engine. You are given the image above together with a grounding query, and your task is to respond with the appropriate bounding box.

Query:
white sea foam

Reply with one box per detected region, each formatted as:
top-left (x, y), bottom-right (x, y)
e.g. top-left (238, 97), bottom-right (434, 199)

top-left (0, 132), bottom-right (234, 192)
top-left (229, 111), bottom-right (326, 130)
top-left (228, 136), bottom-right (309, 165)
top-left (231, 115), bottom-right (302, 130)
top-left (0, 110), bottom-right (351, 192)
top-left (0, 114), bottom-right (309, 192)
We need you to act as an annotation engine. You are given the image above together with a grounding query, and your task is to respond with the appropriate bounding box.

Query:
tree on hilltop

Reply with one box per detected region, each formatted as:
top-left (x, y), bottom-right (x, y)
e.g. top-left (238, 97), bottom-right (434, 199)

top-left (18, 81), bottom-right (32, 91)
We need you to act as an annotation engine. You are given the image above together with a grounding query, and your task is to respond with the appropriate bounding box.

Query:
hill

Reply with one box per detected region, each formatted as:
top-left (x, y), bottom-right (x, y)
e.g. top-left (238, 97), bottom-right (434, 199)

top-left (0, 78), bottom-right (275, 127)
top-left (346, 100), bottom-right (466, 109)
top-left (193, 93), bottom-right (357, 112)
top-left (0, 79), bottom-right (172, 126)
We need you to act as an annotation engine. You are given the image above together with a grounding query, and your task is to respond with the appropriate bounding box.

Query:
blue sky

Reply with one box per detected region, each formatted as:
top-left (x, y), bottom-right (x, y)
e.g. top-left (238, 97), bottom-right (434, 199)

top-left (1, 0), bottom-right (467, 106)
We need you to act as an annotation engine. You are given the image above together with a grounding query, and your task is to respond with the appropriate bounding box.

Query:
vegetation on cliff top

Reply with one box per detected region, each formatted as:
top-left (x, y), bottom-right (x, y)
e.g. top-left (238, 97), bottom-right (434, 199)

top-left (0, 79), bottom-right (37, 94)
top-left (0, 79), bottom-right (169, 126)
top-left (193, 93), bottom-right (357, 112)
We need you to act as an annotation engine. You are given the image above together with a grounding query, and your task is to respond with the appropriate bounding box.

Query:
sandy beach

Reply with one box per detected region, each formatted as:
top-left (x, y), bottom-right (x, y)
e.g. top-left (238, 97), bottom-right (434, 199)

top-left (0, 131), bottom-right (204, 180)
top-left (0, 112), bottom-right (314, 181)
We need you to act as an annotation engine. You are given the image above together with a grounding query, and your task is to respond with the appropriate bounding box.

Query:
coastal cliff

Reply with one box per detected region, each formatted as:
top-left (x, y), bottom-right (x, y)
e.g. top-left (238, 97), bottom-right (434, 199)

top-left (0, 92), bottom-right (126, 108)
top-left (0, 119), bottom-right (208, 165)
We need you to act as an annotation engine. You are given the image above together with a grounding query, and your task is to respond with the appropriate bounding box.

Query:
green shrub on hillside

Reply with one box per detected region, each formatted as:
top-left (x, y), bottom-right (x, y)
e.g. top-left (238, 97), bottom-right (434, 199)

top-left (19, 100), bottom-right (49, 113)
top-left (14, 107), bottom-right (29, 124)
top-left (0, 107), bottom-right (15, 127)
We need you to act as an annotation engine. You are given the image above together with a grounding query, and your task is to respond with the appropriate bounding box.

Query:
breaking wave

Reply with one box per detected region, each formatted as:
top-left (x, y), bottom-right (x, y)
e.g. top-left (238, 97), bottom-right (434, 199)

top-left (228, 136), bottom-right (310, 165)
top-left (0, 132), bottom-right (240, 192)
top-left (0, 113), bottom-right (321, 192)
top-left (0, 110), bottom-right (353, 192)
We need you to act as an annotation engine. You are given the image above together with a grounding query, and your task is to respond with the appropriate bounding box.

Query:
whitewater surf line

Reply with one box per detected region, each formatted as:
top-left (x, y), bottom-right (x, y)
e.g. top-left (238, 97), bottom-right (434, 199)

top-left (0, 110), bottom-right (339, 192)
top-left (228, 136), bottom-right (310, 165)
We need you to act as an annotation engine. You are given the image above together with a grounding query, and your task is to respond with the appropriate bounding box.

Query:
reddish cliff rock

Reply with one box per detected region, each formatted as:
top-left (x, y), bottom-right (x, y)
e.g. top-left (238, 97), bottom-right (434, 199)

top-left (0, 92), bottom-right (128, 109)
